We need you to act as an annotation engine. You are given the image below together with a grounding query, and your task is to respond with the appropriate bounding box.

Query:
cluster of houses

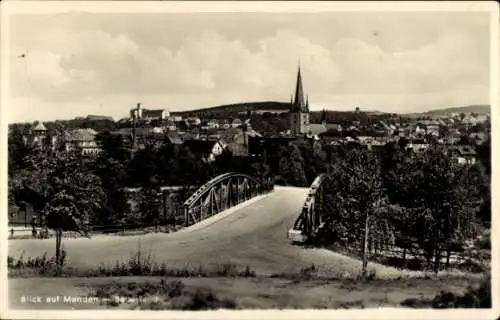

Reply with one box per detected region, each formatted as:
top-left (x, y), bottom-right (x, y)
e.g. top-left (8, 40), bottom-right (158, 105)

top-left (23, 122), bottom-right (101, 156)
top-left (20, 65), bottom-right (490, 167)
top-left (22, 109), bottom-right (489, 168)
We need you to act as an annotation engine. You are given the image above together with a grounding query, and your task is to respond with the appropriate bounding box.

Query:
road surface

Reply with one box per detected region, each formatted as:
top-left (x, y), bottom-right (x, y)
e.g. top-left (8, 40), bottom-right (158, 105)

top-left (8, 187), bottom-right (399, 277)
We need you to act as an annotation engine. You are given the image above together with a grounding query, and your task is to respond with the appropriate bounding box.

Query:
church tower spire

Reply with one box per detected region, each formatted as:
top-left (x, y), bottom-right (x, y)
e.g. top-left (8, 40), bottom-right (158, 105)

top-left (289, 63), bottom-right (310, 137)
top-left (293, 65), bottom-right (306, 112)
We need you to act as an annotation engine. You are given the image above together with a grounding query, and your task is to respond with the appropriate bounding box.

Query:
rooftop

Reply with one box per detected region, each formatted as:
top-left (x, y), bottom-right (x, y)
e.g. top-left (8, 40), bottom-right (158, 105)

top-left (32, 122), bottom-right (47, 131)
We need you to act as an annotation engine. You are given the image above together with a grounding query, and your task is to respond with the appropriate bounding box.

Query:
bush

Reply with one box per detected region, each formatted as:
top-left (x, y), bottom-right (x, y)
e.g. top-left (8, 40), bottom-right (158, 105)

top-left (91, 279), bottom-right (238, 310)
top-left (177, 289), bottom-right (237, 310)
top-left (401, 276), bottom-right (491, 308)
top-left (8, 247), bottom-right (257, 279)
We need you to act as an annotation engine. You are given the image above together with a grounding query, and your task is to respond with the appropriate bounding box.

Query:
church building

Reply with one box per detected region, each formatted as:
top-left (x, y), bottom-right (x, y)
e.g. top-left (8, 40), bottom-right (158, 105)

top-left (289, 66), bottom-right (310, 136)
top-left (288, 65), bottom-right (338, 138)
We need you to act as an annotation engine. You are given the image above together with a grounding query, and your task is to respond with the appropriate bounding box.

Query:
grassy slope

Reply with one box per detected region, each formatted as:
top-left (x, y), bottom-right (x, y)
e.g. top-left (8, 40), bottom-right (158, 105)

top-left (424, 105), bottom-right (490, 115)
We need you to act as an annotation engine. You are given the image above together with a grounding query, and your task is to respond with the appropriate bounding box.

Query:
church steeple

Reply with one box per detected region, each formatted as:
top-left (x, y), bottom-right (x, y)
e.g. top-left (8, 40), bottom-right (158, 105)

top-left (293, 65), bottom-right (306, 112)
top-left (289, 63), bottom-right (310, 137)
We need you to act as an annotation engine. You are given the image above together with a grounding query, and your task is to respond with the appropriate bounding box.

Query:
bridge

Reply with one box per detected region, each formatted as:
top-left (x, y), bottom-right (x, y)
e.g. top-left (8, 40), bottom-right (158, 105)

top-left (182, 172), bottom-right (273, 227)
top-left (11, 173), bottom-right (373, 277)
top-left (9, 171), bottom-right (469, 279)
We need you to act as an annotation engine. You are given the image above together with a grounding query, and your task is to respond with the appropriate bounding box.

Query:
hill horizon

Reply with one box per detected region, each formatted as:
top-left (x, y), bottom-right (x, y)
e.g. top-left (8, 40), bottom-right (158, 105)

top-left (8, 101), bottom-right (490, 125)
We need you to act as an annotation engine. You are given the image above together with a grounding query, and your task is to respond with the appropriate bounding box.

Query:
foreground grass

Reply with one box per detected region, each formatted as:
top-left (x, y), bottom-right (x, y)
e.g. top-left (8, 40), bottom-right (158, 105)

top-left (89, 279), bottom-right (237, 310)
top-left (401, 275), bottom-right (491, 308)
top-left (8, 249), bottom-right (490, 309)
top-left (8, 248), bottom-right (256, 279)
top-left (9, 275), bottom-right (486, 310)
top-left (9, 246), bottom-right (487, 284)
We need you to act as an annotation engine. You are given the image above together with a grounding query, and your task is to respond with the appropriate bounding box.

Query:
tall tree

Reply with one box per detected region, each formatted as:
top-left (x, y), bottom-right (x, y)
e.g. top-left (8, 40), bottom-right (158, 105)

top-left (43, 150), bottom-right (106, 265)
top-left (138, 177), bottom-right (162, 231)
top-left (391, 148), bottom-right (483, 272)
top-left (92, 132), bottom-right (131, 228)
top-left (323, 148), bottom-right (388, 277)
top-left (277, 143), bottom-right (308, 187)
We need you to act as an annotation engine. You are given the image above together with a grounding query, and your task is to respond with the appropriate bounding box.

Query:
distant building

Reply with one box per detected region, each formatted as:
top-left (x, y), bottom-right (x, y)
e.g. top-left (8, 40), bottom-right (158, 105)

top-left (469, 132), bottom-right (487, 145)
top-left (183, 139), bottom-right (227, 162)
top-left (169, 115), bottom-right (183, 122)
top-left (23, 121), bottom-right (49, 149)
top-left (64, 128), bottom-right (101, 156)
top-left (231, 118), bottom-right (243, 128)
top-left (86, 115), bottom-right (114, 121)
top-left (207, 119), bottom-right (219, 129)
top-left (449, 145), bottom-right (477, 165)
top-left (130, 103), bottom-right (169, 121)
top-left (165, 132), bottom-right (184, 145)
top-left (185, 117), bottom-right (201, 127)
top-left (224, 125), bottom-right (262, 157)
top-left (165, 119), bottom-right (177, 131)
top-left (406, 139), bottom-right (429, 153)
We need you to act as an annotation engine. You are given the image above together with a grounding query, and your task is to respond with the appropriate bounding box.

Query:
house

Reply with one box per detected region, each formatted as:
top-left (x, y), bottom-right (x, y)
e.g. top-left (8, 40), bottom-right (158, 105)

top-left (449, 145), bottom-right (476, 165)
top-left (231, 118), bottom-right (243, 128)
top-left (165, 132), bottom-right (184, 145)
top-left (475, 114), bottom-right (489, 123)
top-left (185, 117), bottom-right (201, 126)
top-left (415, 125), bottom-right (426, 134)
top-left (379, 120), bottom-right (394, 134)
top-left (23, 121), bottom-right (48, 148)
top-left (183, 139), bottom-right (227, 162)
top-left (165, 119), bottom-right (177, 131)
top-left (220, 120), bottom-right (231, 130)
top-left (207, 119), bottom-right (219, 129)
top-left (469, 132), bottom-right (487, 145)
top-left (64, 128), bottom-right (101, 156)
top-left (143, 109), bottom-right (168, 121)
top-left (226, 126), bottom-right (262, 157)
top-left (462, 114), bottom-right (479, 126)
top-left (426, 124), bottom-right (440, 135)
top-left (169, 116), bottom-right (183, 122)
top-left (406, 139), bottom-right (429, 153)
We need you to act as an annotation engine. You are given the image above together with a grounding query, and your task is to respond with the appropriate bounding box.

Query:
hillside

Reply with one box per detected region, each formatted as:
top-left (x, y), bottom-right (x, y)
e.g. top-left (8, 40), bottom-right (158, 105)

top-left (171, 101), bottom-right (291, 118)
top-left (424, 105), bottom-right (490, 115)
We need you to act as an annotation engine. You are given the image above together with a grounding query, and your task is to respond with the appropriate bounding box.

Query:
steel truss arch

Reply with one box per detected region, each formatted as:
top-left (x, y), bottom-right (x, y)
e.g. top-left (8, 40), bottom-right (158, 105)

top-left (183, 172), bottom-right (266, 227)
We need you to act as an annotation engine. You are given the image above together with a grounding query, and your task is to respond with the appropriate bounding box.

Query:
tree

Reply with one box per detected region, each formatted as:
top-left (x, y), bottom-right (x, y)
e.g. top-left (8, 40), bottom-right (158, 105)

top-left (476, 137), bottom-right (491, 175)
top-left (138, 177), bottom-right (162, 231)
top-left (126, 142), bottom-right (159, 187)
top-left (92, 132), bottom-right (131, 228)
top-left (175, 145), bottom-right (213, 185)
top-left (390, 148), bottom-right (483, 273)
top-left (276, 144), bottom-right (308, 187)
top-left (322, 148), bottom-right (389, 277)
top-left (43, 150), bottom-right (106, 266)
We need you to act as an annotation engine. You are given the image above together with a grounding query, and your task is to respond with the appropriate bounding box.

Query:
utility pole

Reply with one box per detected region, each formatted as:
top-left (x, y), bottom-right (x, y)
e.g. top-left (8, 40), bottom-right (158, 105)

top-left (131, 105), bottom-right (137, 158)
top-left (361, 210), bottom-right (369, 278)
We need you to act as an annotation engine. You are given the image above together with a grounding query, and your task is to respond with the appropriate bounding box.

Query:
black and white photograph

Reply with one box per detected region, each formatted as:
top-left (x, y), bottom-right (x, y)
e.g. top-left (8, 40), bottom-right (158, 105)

top-left (1, 1), bottom-right (498, 318)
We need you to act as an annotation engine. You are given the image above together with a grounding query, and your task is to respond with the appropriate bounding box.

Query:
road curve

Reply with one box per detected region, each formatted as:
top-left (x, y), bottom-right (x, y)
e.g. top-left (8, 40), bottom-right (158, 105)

top-left (8, 187), bottom-right (373, 276)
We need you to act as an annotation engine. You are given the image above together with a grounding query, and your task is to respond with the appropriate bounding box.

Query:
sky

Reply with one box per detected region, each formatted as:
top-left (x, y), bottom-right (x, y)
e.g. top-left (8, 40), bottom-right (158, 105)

top-left (5, 9), bottom-right (492, 123)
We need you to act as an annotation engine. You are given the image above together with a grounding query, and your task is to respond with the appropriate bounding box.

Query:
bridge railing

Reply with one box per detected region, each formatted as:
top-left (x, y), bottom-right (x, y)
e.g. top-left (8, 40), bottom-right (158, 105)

top-left (288, 174), bottom-right (330, 243)
top-left (183, 173), bottom-right (274, 227)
